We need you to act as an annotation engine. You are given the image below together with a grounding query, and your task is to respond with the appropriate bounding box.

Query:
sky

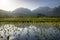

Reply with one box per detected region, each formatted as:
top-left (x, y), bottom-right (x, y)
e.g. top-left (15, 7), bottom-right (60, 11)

top-left (0, 0), bottom-right (60, 11)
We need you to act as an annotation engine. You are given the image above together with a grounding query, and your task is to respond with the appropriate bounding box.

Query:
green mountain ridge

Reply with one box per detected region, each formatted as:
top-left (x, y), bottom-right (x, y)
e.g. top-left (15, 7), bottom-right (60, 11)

top-left (0, 6), bottom-right (60, 18)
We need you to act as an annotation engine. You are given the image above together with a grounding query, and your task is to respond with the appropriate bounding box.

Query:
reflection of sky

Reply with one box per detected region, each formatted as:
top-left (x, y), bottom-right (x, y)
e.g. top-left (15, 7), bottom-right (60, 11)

top-left (0, 0), bottom-right (60, 11)
top-left (0, 24), bottom-right (60, 40)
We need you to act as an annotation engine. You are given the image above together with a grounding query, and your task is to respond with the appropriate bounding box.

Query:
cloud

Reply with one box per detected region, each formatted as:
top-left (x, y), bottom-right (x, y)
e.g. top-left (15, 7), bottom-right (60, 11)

top-left (0, 0), bottom-right (60, 11)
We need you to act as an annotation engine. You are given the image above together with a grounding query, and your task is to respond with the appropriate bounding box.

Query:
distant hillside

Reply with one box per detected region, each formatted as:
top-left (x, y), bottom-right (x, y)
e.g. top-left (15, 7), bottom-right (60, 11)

top-left (0, 6), bottom-right (60, 18)
top-left (12, 8), bottom-right (34, 17)
top-left (33, 7), bottom-right (53, 16)
top-left (0, 10), bottom-right (12, 18)
top-left (53, 6), bottom-right (60, 16)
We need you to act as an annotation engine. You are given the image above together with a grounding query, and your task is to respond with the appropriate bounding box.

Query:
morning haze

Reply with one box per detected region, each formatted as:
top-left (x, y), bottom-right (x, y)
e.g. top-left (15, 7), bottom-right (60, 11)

top-left (0, 0), bottom-right (60, 11)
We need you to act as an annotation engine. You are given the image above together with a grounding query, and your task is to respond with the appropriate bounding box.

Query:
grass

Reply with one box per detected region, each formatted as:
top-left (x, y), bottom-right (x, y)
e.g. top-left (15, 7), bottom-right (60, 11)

top-left (0, 18), bottom-right (60, 24)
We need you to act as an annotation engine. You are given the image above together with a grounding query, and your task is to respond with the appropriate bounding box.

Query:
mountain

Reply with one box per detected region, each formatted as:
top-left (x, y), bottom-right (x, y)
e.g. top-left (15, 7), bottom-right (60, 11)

top-left (13, 8), bottom-right (34, 17)
top-left (33, 7), bottom-right (53, 16)
top-left (12, 7), bottom-right (54, 17)
top-left (53, 6), bottom-right (60, 16)
top-left (0, 6), bottom-right (60, 18)
top-left (0, 10), bottom-right (12, 18)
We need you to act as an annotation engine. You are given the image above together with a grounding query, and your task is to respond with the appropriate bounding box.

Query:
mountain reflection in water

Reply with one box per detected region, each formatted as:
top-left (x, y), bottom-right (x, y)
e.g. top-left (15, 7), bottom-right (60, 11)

top-left (0, 24), bottom-right (60, 40)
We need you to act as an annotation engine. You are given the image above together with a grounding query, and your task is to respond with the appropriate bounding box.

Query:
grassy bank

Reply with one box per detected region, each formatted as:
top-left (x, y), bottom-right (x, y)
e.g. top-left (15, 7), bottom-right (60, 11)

top-left (0, 18), bottom-right (60, 24)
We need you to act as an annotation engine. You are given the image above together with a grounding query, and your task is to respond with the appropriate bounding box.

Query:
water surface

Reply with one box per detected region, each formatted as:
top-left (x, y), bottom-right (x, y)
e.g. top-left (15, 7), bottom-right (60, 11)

top-left (0, 23), bottom-right (60, 40)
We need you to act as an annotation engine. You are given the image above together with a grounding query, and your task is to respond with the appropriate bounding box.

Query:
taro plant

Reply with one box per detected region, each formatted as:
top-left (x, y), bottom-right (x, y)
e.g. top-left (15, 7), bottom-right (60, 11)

top-left (35, 32), bottom-right (40, 40)
top-left (7, 35), bottom-right (10, 40)
top-left (54, 24), bottom-right (60, 30)
top-left (26, 29), bottom-right (29, 40)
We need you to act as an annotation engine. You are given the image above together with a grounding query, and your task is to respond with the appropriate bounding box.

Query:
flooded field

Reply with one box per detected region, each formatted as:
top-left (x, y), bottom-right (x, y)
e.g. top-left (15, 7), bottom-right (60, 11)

top-left (0, 23), bottom-right (60, 40)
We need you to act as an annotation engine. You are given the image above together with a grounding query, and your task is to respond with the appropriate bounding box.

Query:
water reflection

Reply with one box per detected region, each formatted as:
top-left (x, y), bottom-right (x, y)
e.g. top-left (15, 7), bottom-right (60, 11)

top-left (0, 24), bottom-right (60, 40)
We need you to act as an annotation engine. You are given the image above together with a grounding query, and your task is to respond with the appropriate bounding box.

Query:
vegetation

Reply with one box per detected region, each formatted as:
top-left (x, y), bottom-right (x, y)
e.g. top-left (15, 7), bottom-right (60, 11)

top-left (0, 23), bottom-right (60, 40)
top-left (0, 18), bottom-right (60, 24)
top-left (0, 6), bottom-right (60, 18)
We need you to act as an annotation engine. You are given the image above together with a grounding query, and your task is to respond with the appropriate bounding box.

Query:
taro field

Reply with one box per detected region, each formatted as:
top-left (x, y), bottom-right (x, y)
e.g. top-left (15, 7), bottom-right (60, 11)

top-left (0, 23), bottom-right (60, 40)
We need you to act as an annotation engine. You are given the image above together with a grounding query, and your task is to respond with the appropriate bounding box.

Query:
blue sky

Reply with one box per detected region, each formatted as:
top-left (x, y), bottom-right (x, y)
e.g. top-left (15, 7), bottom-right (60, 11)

top-left (20, 0), bottom-right (60, 7)
top-left (0, 0), bottom-right (60, 11)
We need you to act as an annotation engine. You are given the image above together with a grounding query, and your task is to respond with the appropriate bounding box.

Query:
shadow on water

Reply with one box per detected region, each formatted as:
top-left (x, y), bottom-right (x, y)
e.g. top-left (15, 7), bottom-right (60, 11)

top-left (0, 23), bottom-right (60, 40)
